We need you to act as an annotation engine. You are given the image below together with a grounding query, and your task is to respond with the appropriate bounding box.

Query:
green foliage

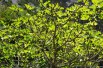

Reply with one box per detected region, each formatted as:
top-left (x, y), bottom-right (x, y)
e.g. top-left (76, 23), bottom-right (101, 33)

top-left (0, 0), bottom-right (103, 68)
top-left (0, 4), bottom-right (7, 19)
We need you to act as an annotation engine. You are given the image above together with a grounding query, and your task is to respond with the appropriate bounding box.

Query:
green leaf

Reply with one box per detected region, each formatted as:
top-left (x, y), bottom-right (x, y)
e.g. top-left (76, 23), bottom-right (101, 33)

top-left (25, 4), bottom-right (35, 10)
top-left (81, 14), bottom-right (89, 20)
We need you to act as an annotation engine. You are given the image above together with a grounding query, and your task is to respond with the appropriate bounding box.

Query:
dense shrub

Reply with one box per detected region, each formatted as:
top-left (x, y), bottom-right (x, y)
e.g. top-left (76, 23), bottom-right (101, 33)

top-left (0, 0), bottom-right (103, 68)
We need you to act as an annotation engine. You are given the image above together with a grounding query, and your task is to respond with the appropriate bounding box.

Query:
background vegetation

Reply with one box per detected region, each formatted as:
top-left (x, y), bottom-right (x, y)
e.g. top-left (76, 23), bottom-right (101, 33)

top-left (0, 0), bottom-right (103, 68)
